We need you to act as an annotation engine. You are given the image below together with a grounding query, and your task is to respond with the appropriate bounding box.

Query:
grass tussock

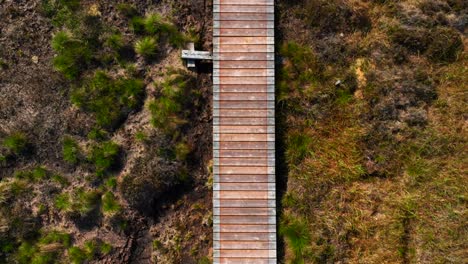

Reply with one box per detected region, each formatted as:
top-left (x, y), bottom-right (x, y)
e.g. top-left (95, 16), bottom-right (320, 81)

top-left (71, 71), bottom-right (144, 129)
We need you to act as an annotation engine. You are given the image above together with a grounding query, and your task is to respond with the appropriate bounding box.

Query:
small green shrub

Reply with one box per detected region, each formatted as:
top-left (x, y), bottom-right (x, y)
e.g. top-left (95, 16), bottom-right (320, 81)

top-left (143, 13), bottom-right (164, 35)
top-left (62, 137), bottom-right (80, 164)
top-left (286, 133), bottom-right (313, 165)
top-left (68, 246), bottom-right (87, 264)
top-left (135, 131), bottom-right (147, 142)
top-left (105, 177), bottom-right (117, 189)
top-left (69, 239), bottom-right (112, 263)
top-left (71, 71), bottom-right (144, 129)
top-left (14, 167), bottom-right (49, 182)
top-left (15, 230), bottom-right (71, 264)
top-left (116, 3), bottom-right (138, 17)
top-left (134, 37), bottom-right (157, 58)
top-left (143, 13), bottom-right (187, 47)
top-left (100, 242), bottom-right (112, 255)
top-left (87, 141), bottom-right (120, 176)
top-left (73, 188), bottom-right (100, 216)
top-left (101, 191), bottom-right (121, 215)
top-left (130, 16), bottom-right (145, 34)
top-left (51, 31), bottom-right (92, 79)
top-left (104, 33), bottom-right (124, 52)
top-left (280, 215), bottom-right (311, 263)
top-left (55, 193), bottom-right (72, 212)
top-left (3, 132), bottom-right (27, 155)
top-left (149, 69), bottom-right (193, 132)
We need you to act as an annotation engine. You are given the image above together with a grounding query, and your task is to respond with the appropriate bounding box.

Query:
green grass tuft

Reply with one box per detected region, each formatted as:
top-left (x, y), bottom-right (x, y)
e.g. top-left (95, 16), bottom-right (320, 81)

top-left (87, 140), bottom-right (120, 176)
top-left (3, 132), bottom-right (28, 155)
top-left (62, 137), bottom-right (80, 164)
top-left (71, 71), bottom-right (145, 129)
top-left (280, 214), bottom-right (311, 263)
top-left (134, 37), bottom-right (158, 58)
top-left (101, 191), bottom-right (121, 215)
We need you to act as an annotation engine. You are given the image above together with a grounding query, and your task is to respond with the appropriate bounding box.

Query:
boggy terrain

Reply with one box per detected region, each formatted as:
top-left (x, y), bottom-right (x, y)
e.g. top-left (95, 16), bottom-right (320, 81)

top-left (0, 0), bottom-right (466, 264)
top-left (1, 0), bottom-right (213, 263)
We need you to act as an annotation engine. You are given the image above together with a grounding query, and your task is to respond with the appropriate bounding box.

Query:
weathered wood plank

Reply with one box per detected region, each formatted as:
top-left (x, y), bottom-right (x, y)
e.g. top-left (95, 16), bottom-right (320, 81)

top-left (218, 208), bottom-right (275, 216)
top-left (219, 190), bottom-right (272, 199)
top-left (217, 36), bottom-right (274, 45)
top-left (218, 215), bottom-right (272, 224)
top-left (219, 225), bottom-right (275, 233)
top-left (216, 240), bottom-right (273, 249)
top-left (215, 117), bottom-right (274, 125)
top-left (214, 182), bottom-right (271, 190)
top-left (219, 0), bottom-right (274, 5)
top-left (216, 109), bottom-right (273, 117)
top-left (216, 199), bottom-right (275, 208)
top-left (219, 249), bottom-right (272, 258)
top-left (216, 133), bottom-right (273, 142)
top-left (216, 20), bottom-right (274, 29)
top-left (215, 52), bottom-right (274, 61)
top-left (215, 68), bottom-right (274, 77)
top-left (217, 149), bottom-right (270, 158)
top-left (219, 258), bottom-right (273, 264)
top-left (215, 13), bottom-right (274, 21)
top-left (215, 141), bottom-right (274, 150)
top-left (217, 166), bottom-right (272, 174)
top-left (214, 5), bottom-right (274, 13)
top-left (216, 100), bottom-right (274, 109)
top-left (216, 61), bottom-right (274, 69)
top-left (217, 174), bottom-right (273, 183)
top-left (215, 28), bottom-right (274, 37)
top-left (215, 44), bottom-right (274, 53)
top-left (217, 125), bottom-right (273, 133)
top-left (216, 92), bottom-right (274, 100)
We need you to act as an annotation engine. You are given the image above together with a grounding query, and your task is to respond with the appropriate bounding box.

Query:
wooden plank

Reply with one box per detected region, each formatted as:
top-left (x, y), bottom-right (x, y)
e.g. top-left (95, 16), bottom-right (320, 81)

top-left (217, 174), bottom-right (272, 183)
top-left (216, 109), bottom-right (273, 117)
top-left (219, 215), bottom-right (271, 224)
top-left (218, 208), bottom-right (274, 216)
top-left (215, 69), bottom-right (274, 77)
top-left (219, 233), bottom-right (275, 241)
top-left (219, 249), bottom-right (271, 258)
top-left (219, 190), bottom-right (271, 199)
top-left (219, 158), bottom-right (269, 166)
top-left (218, 149), bottom-right (269, 158)
top-left (217, 125), bottom-right (271, 133)
top-left (216, 28), bottom-right (273, 37)
top-left (215, 182), bottom-right (270, 190)
top-left (214, 5), bottom-right (274, 13)
top-left (216, 199), bottom-right (274, 207)
top-left (216, 13), bottom-right (274, 21)
top-left (218, 166), bottom-right (271, 174)
top-left (216, 141), bottom-right (274, 150)
top-left (216, 101), bottom-right (274, 109)
top-left (216, 93), bottom-right (274, 100)
top-left (217, 20), bottom-right (274, 29)
top-left (219, 258), bottom-right (272, 264)
top-left (218, 36), bottom-right (273, 45)
top-left (217, 84), bottom-right (273, 93)
top-left (220, 225), bottom-right (275, 233)
top-left (215, 52), bottom-right (274, 61)
top-left (219, 0), bottom-right (274, 5)
top-left (216, 61), bottom-right (273, 69)
top-left (216, 44), bottom-right (274, 53)
top-left (217, 241), bottom-right (273, 249)
top-left (217, 133), bottom-right (271, 142)
top-left (215, 117), bottom-right (273, 125)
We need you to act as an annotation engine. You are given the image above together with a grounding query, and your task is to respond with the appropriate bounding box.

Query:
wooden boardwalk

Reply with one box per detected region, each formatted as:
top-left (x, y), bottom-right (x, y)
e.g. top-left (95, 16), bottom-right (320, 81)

top-left (213, 0), bottom-right (276, 263)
